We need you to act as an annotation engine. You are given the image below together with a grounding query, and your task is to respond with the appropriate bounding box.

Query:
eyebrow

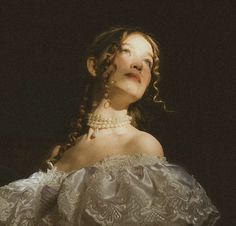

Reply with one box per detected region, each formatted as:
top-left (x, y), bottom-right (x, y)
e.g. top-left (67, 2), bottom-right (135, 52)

top-left (122, 43), bottom-right (154, 59)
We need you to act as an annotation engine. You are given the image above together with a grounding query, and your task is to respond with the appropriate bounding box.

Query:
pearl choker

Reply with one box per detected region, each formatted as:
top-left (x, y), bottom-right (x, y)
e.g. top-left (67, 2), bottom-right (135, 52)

top-left (87, 113), bottom-right (132, 138)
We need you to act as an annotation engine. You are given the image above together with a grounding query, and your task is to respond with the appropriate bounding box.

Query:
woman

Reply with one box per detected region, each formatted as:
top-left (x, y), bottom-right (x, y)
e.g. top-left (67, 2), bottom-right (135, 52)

top-left (0, 27), bottom-right (220, 225)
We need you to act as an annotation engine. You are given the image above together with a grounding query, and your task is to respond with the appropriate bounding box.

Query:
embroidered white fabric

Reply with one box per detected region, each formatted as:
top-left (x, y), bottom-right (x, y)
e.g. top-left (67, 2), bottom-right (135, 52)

top-left (0, 154), bottom-right (220, 226)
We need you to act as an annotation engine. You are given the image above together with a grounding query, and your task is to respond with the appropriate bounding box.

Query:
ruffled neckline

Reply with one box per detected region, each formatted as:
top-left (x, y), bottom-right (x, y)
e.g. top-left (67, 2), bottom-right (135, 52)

top-left (52, 153), bottom-right (167, 175)
top-left (93, 153), bottom-right (167, 170)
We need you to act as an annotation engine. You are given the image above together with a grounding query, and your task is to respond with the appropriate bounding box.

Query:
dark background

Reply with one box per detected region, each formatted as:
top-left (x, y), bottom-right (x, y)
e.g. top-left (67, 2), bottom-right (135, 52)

top-left (0, 0), bottom-right (234, 225)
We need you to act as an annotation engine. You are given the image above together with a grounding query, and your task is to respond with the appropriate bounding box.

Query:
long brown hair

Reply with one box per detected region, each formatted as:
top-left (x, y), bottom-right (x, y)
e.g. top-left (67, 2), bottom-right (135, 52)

top-left (46, 26), bottom-right (167, 167)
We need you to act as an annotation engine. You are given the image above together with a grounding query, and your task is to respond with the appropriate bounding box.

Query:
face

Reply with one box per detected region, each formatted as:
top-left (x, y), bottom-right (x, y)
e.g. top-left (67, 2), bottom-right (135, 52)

top-left (105, 33), bottom-right (154, 103)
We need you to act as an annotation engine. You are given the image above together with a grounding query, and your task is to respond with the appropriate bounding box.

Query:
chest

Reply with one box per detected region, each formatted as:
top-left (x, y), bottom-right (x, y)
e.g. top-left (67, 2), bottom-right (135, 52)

top-left (59, 134), bottom-right (132, 171)
top-left (78, 135), bottom-right (125, 155)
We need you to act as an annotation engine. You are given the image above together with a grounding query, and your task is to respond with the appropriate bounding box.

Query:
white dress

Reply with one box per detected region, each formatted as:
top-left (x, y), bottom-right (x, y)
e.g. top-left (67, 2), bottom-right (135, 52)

top-left (0, 154), bottom-right (220, 226)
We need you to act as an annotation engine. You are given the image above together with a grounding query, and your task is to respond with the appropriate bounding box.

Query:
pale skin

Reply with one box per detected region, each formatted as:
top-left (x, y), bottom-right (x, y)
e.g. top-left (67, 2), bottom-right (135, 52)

top-left (53, 34), bottom-right (164, 173)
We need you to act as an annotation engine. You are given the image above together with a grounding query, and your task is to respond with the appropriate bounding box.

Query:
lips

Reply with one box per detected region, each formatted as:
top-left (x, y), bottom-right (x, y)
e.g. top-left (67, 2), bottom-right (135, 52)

top-left (125, 73), bottom-right (141, 83)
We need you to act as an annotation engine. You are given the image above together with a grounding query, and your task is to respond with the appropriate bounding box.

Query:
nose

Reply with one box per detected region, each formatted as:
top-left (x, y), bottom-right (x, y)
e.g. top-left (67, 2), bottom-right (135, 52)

top-left (130, 61), bottom-right (143, 72)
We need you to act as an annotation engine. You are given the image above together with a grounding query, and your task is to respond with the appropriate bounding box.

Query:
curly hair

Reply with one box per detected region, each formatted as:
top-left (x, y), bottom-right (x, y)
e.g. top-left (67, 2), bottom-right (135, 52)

top-left (45, 26), bottom-right (168, 168)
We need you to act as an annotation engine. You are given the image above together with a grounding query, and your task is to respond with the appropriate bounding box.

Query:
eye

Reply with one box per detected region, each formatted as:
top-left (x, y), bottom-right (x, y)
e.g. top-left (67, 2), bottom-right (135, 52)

top-left (144, 59), bottom-right (153, 69)
top-left (120, 47), bottom-right (131, 54)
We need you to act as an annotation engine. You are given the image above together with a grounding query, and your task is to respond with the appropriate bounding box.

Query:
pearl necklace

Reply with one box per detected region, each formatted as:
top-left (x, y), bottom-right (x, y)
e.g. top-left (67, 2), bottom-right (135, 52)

top-left (87, 113), bottom-right (132, 138)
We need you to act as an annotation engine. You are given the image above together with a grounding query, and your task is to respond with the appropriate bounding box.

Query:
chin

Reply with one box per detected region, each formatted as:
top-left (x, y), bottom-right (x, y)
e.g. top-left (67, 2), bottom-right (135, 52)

top-left (112, 83), bottom-right (145, 103)
top-left (126, 92), bottom-right (144, 103)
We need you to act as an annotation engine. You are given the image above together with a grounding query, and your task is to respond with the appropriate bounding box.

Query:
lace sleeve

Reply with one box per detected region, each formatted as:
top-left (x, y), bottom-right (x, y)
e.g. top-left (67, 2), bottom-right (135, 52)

top-left (0, 168), bottom-right (67, 225)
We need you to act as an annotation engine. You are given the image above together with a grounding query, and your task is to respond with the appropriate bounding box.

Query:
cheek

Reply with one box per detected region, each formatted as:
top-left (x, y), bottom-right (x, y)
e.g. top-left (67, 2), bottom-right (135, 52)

top-left (143, 72), bottom-right (152, 88)
top-left (113, 55), bottom-right (131, 70)
top-left (104, 58), bottom-right (126, 79)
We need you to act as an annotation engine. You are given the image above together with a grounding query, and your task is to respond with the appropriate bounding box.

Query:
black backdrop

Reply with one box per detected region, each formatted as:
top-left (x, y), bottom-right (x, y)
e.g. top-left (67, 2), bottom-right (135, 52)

top-left (0, 1), bottom-right (234, 225)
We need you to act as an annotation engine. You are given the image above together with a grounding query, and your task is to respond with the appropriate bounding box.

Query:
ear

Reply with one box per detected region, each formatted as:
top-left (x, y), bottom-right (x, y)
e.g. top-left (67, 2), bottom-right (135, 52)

top-left (87, 57), bottom-right (97, 77)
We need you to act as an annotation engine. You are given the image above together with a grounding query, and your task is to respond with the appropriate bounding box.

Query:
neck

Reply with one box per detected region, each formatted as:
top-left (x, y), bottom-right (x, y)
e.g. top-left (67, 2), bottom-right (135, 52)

top-left (91, 98), bottom-right (129, 118)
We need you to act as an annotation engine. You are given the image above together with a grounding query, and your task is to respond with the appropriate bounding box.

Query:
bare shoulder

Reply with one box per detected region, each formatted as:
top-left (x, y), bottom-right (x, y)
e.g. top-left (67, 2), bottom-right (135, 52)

top-left (127, 131), bottom-right (164, 157)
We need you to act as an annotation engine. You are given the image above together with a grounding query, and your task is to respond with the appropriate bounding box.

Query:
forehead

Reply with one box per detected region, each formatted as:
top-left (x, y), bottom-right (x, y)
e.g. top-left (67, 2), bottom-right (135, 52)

top-left (122, 33), bottom-right (153, 55)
